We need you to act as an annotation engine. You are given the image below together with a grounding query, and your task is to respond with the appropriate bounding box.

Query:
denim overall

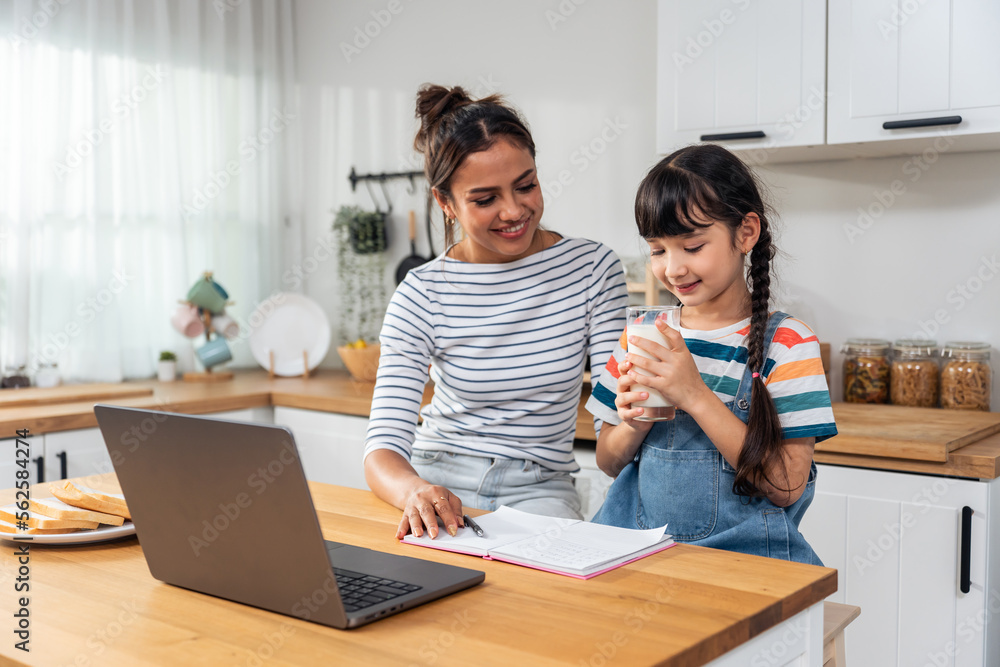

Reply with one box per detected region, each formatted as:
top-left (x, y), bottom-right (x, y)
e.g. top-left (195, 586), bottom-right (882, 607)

top-left (592, 311), bottom-right (822, 565)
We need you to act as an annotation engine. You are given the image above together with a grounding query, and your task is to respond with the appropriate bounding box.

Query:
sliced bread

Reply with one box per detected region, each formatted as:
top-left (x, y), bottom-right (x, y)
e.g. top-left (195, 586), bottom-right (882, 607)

top-left (28, 497), bottom-right (125, 527)
top-left (0, 503), bottom-right (100, 530)
top-left (0, 518), bottom-right (82, 535)
top-left (49, 481), bottom-right (131, 519)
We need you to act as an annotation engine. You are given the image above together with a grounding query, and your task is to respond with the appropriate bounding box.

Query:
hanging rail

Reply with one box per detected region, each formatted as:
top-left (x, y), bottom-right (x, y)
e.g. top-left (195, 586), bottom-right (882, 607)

top-left (348, 166), bottom-right (424, 193)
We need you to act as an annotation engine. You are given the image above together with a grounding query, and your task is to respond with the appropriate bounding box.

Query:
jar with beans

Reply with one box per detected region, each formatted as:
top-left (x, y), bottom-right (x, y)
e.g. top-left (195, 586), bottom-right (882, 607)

top-left (890, 339), bottom-right (939, 407)
top-left (842, 338), bottom-right (890, 404)
top-left (940, 342), bottom-right (992, 411)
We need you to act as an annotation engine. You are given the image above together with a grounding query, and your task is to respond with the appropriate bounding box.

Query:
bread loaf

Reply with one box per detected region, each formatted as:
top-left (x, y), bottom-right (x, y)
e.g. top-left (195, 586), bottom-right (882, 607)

top-left (49, 481), bottom-right (131, 519)
top-left (0, 518), bottom-right (83, 535)
top-left (28, 497), bottom-right (125, 527)
top-left (0, 504), bottom-right (100, 530)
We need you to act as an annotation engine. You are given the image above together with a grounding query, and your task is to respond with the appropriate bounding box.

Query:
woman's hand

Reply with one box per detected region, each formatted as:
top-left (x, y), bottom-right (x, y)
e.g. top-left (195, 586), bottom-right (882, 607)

top-left (625, 320), bottom-right (710, 413)
top-left (396, 484), bottom-right (464, 540)
top-left (364, 450), bottom-right (465, 540)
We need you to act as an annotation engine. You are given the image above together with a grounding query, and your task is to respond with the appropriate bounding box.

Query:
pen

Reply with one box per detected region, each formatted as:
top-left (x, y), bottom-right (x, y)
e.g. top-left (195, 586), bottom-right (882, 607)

top-left (463, 514), bottom-right (485, 538)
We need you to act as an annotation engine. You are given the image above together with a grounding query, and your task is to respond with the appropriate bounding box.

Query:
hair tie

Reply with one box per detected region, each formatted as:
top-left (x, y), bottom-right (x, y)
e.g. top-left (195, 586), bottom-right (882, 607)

top-left (752, 372), bottom-right (760, 378)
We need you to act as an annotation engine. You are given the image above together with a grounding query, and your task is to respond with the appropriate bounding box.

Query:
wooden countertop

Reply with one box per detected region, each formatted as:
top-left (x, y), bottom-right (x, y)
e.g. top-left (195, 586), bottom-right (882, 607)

top-left (0, 475), bottom-right (836, 666)
top-left (0, 371), bottom-right (402, 434)
top-left (3, 370), bottom-right (1000, 479)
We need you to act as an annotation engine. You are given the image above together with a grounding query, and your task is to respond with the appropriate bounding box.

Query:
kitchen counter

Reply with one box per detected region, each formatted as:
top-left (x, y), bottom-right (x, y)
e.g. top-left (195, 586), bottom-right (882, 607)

top-left (0, 475), bottom-right (836, 666)
top-left (3, 370), bottom-right (1000, 479)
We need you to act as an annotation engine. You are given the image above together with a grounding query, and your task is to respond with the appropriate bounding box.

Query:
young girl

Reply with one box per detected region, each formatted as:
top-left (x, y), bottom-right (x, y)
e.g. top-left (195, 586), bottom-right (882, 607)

top-left (364, 84), bottom-right (627, 540)
top-left (587, 144), bottom-right (836, 564)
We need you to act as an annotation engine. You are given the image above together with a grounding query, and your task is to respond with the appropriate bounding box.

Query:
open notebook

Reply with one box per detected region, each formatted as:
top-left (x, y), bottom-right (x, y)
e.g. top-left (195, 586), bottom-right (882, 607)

top-left (402, 506), bottom-right (674, 579)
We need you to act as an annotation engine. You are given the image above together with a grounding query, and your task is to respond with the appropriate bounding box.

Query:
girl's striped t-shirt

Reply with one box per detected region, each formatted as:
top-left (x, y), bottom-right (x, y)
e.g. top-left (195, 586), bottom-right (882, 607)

top-left (587, 314), bottom-right (838, 441)
top-left (363, 236), bottom-right (628, 472)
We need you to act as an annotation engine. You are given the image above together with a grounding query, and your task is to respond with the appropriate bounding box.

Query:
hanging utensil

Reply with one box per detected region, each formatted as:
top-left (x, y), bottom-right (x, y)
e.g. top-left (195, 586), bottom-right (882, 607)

top-left (395, 210), bottom-right (431, 284)
top-left (425, 185), bottom-right (437, 257)
top-left (364, 180), bottom-right (384, 214)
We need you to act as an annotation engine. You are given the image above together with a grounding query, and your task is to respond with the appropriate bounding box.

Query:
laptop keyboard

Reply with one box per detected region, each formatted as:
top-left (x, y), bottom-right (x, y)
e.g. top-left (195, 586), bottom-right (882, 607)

top-left (333, 568), bottom-right (423, 613)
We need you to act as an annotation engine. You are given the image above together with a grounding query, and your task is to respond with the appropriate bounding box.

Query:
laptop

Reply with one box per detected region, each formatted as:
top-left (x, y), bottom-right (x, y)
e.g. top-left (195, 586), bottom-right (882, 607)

top-left (93, 404), bottom-right (484, 629)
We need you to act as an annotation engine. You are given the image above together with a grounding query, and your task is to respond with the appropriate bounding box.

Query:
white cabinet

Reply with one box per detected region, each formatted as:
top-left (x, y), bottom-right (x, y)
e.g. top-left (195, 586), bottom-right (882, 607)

top-left (800, 464), bottom-right (1000, 667)
top-left (828, 0), bottom-right (1000, 145)
top-left (202, 407), bottom-right (274, 424)
top-left (657, 0), bottom-right (827, 154)
top-left (0, 407), bottom-right (276, 490)
top-left (0, 429), bottom-right (113, 487)
top-left (572, 445), bottom-right (614, 521)
top-left (0, 435), bottom-right (39, 489)
top-left (43, 428), bottom-right (115, 483)
top-left (273, 407), bottom-right (369, 489)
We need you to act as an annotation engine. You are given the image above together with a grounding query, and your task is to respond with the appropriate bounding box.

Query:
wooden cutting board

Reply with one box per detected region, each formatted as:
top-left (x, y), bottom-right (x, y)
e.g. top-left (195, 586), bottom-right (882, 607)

top-left (0, 383), bottom-right (153, 408)
top-left (817, 403), bottom-right (1000, 462)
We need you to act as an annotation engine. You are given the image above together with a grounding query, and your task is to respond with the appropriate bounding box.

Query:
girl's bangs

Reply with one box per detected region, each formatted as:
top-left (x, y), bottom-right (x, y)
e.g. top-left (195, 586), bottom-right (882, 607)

top-left (635, 168), bottom-right (728, 239)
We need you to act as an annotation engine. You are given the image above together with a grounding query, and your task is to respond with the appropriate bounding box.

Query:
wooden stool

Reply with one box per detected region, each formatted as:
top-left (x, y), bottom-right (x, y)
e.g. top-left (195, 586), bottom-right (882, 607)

top-left (823, 601), bottom-right (861, 667)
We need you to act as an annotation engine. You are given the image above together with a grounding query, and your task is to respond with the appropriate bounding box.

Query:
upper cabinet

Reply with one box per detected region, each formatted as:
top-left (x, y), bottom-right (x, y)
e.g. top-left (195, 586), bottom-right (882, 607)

top-left (657, 0), bottom-right (827, 154)
top-left (658, 0), bottom-right (1000, 160)
top-left (828, 0), bottom-right (1000, 144)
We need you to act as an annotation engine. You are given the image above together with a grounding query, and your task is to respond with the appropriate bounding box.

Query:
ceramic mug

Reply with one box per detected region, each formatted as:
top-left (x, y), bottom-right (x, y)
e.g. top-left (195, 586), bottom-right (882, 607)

top-left (187, 278), bottom-right (228, 314)
top-left (171, 304), bottom-right (205, 338)
top-left (196, 338), bottom-right (232, 369)
top-left (211, 314), bottom-right (241, 340)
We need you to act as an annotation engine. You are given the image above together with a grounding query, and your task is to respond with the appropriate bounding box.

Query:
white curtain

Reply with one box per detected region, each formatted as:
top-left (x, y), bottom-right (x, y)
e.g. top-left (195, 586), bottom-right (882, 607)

top-left (0, 0), bottom-right (301, 382)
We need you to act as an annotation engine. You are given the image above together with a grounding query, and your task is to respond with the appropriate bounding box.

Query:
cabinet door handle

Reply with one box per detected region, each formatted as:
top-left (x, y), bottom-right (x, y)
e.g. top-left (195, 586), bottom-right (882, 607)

top-left (883, 115), bottom-right (962, 130)
top-left (32, 455), bottom-right (45, 484)
top-left (699, 130), bottom-right (766, 141)
top-left (56, 451), bottom-right (68, 480)
top-left (960, 506), bottom-right (973, 594)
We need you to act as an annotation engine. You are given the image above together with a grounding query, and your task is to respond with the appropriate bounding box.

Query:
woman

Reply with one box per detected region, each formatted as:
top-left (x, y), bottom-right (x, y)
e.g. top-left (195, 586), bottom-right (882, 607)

top-left (363, 84), bottom-right (627, 539)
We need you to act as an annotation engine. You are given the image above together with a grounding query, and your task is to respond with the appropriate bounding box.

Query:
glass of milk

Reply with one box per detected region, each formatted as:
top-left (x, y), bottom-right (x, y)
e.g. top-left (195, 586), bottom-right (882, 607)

top-left (626, 305), bottom-right (681, 421)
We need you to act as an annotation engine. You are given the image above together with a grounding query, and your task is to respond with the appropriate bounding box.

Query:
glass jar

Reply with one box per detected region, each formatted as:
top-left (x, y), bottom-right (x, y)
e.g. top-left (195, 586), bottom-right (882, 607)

top-left (842, 338), bottom-right (890, 403)
top-left (940, 342), bottom-right (992, 411)
top-left (890, 340), bottom-right (939, 407)
top-left (34, 362), bottom-right (61, 388)
top-left (0, 364), bottom-right (31, 389)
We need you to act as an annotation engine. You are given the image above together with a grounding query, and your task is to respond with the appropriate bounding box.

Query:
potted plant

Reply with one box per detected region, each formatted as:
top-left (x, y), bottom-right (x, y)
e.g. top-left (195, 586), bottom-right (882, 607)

top-left (332, 206), bottom-right (389, 381)
top-left (157, 350), bottom-right (177, 382)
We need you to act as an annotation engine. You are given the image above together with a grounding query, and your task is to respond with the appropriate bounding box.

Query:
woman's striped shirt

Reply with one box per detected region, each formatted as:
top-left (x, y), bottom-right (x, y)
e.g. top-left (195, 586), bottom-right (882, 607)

top-left (588, 314), bottom-right (838, 441)
top-left (363, 237), bottom-right (628, 472)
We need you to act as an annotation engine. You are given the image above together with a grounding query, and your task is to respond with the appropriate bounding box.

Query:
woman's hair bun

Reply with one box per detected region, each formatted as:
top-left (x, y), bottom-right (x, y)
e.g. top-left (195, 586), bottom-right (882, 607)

top-left (414, 84), bottom-right (476, 152)
top-left (416, 84), bottom-right (473, 120)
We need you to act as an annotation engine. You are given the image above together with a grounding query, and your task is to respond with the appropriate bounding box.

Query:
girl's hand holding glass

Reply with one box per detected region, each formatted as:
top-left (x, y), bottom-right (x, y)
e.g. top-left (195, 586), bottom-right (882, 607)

top-left (613, 357), bottom-right (657, 429)
top-left (625, 318), bottom-right (709, 413)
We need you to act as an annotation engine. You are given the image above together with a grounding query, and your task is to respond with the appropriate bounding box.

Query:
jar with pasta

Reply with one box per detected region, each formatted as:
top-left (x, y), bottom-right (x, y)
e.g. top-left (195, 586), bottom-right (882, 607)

top-left (890, 340), bottom-right (939, 407)
top-left (940, 342), bottom-right (992, 411)
top-left (842, 338), bottom-right (890, 404)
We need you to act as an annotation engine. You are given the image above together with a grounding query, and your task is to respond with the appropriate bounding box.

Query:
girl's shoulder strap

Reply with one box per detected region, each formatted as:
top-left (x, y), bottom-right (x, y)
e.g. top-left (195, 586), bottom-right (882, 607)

top-left (733, 311), bottom-right (793, 410)
top-left (762, 311), bottom-right (792, 349)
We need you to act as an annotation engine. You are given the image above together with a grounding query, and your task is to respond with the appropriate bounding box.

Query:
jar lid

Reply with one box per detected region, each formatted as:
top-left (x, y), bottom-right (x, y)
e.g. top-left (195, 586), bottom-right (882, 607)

top-left (892, 339), bottom-right (938, 356)
top-left (942, 341), bottom-right (991, 359)
top-left (842, 338), bottom-right (890, 354)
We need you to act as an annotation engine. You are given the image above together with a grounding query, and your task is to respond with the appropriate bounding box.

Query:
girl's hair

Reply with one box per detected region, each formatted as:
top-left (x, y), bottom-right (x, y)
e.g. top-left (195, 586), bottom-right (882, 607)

top-left (414, 84), bottom-right (536, 248)
top-left (635, 143), bottom-right (786, 499)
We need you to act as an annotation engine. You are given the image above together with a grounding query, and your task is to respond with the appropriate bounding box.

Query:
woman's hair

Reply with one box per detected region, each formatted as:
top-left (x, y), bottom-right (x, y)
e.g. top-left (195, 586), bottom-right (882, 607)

top-left (414, 84), bottom-right (536, 248)
top-left (635, 143), bottom-right (787, 499)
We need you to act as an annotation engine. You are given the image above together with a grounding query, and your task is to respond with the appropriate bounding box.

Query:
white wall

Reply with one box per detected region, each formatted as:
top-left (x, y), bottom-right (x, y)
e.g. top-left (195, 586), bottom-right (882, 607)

top-left (292, 0), bottom-right (658, 342)
top-left (761, 152), bottom-right (1000, 410)
top-left (294, 1), bottom-right (1000, 410)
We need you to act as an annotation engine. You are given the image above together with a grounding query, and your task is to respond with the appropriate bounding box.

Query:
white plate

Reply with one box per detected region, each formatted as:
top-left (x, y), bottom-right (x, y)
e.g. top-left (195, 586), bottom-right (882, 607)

top-left (248, 293), bottom-right (331, 376)
top-left (0, 522), bottom-right (136, 545)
